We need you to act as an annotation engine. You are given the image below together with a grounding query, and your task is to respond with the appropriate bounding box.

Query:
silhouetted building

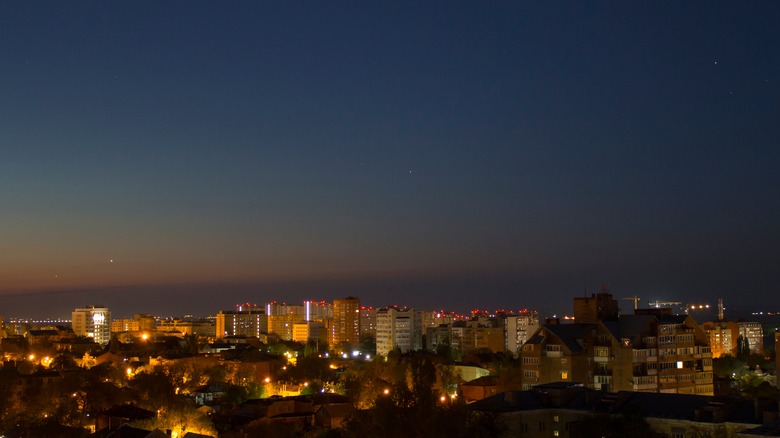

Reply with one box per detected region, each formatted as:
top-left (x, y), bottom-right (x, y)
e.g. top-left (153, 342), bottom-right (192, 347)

top-left (573, 287), bottom-right (620, 322)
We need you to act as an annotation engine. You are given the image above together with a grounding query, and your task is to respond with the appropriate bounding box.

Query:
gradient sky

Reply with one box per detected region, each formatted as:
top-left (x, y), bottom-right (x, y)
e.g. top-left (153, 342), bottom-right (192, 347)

top-left (1, 2), bottom-right (778, 319)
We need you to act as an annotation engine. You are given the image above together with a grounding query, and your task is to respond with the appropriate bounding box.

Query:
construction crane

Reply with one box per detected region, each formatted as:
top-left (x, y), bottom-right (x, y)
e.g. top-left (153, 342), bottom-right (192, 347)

top-left (648, 300), bottom-right (682, 308)
top-left (621, 296), bottom-right (641, 310)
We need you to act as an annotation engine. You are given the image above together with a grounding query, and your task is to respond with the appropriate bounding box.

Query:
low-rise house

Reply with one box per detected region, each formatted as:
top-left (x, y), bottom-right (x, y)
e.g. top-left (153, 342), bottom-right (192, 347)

top-left (467, 383), bottom-right (775, 438)
top-left (95, 404), bottom-right (156, 431)
top-left (315, 403), bottom-right (356, 428)
top-left (461, 375), bottom-right (502, 403)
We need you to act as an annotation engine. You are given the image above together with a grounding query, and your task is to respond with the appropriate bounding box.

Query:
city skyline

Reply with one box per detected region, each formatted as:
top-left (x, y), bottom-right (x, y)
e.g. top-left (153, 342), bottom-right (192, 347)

top-left (2, 3), bottom-right (779, 317)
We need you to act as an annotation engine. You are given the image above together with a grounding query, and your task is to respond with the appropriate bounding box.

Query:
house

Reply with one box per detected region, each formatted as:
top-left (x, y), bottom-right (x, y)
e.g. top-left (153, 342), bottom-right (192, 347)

top-left (467, 383), bottom-right (774, 438)
top-left (315, 403), bottom-right (356, 428)
top-left (461, 375), bottom-right (502, 403)
top-left (95, 404), bottom-right (156, 431)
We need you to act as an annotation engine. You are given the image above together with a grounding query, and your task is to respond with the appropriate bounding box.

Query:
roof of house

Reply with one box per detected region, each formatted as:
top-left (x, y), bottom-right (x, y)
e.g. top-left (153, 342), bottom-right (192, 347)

top-left (316, 403), bottom-right (356, 419)
top-left (468, 387), bottom-right (764, 426)
top-left (101, 404), bottom-right (155, 420)
top-left (738, 419), bottom-right (780, 436)
top-left (461, 375), bottom-right (501, 387)
top-left (542, 323), bottom-right (599, 353)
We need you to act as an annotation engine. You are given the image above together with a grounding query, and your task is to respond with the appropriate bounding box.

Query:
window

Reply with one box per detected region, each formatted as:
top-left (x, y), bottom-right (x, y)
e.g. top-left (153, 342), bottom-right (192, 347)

top-left (561, 371), bottom-right (568, 380)
top-left (553, 415), bottom-right (559, 423)
top-left (554, 431), bottom-right (559, 437)
top-left (546, 344), bottom-right (561, 352)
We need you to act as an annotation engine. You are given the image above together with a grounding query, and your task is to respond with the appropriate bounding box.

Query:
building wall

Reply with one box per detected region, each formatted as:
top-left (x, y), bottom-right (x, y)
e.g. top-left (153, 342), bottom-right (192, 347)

top-left (520, 316), bottom-right (712, 395)
top-left (269, 314), bottom-right (305, 341)
top-left (359, 307), bottom-right (377, 338)
top-left (72, 305), bottom-right (111, 345)
top-left (376, 308), bottom-right (422, 356)
top-left (292, 321), bottom-right (326, 344)
top-left (331, 297), bottom-right (360, 349)
top-left (737, 321), bottom-right (763, 355)
top-left (775, 332), bottom-right (780, 382)
top-left (505, 313), bottom-right (540, 355)
top-left (573, 291), bottom-right (619, 323)
top-left (215, 310), bottom-right (268, 339)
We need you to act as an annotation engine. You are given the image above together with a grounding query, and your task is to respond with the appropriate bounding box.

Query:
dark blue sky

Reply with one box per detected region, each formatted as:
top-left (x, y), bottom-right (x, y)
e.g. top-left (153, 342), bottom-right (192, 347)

top-left (1, 2), bottom-right (778, 318)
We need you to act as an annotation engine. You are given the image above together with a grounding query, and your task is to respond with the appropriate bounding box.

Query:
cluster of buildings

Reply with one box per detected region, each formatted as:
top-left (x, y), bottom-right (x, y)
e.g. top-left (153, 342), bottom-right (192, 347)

top-left (178, 298), bottom-right (540, 358)
top-left (3, 291), bottom-right (777, 399)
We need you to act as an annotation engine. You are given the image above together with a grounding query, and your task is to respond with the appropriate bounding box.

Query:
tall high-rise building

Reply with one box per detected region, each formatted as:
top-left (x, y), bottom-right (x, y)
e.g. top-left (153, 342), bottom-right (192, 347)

top-left (72, 305), bottom-right (111, 345)
top-left (292, 321), bottom-right (327, 344)
top-left (376, 308), bottom-right (423, 356)
top-left (268, 313), bottom-right (305, 341)
top-left (776, 332), bottom-right (780, 382)
top-left (215, 304), bottom-right (267, 339)
top-left (266, 302), bottom-right (305, 318)
top-left (521, 295), bottom-right (713, 395)
top-left (573, 287), bottom-right (620, 322)
top-left (703, 320), bottom-right (763, 357)
top-left (737, 321), bottom-right (763, 355)
top-left (330, 297), bottom-right (360, 349)
top-left (504, 312), bottom-right (540, 355)
top-left (359, 307), bottom-right (377, 338)
top-left (304, 301), bottom-right (333, 321)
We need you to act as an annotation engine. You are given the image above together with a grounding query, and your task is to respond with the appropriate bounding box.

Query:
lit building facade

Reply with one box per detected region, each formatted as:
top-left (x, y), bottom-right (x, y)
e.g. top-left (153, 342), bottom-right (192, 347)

top-left (72, 305), bottom-right (111, 345)
top-left (215, 306), bottom-right (267, 339)
top-left (375, 308), bottom-right (423, 356)
top-left (504, 312), bottom-right (540, 355)
top-left (703, 320), bottom-right (763, 357)
top-left (304, 301), bottom-right (333, 321)
top-left (359, 307), bottom-right (377, 338)
top-left (330, 297), bottom-right (360, 349)
top-left (737, 321), bottom-right (763, 355)
top-left (292, 321), bottom-right (326, 344)
top-left (111, 313), bottom-right (155, 333)
top-left (268, 313), bottom-right (306, 341)
top-left (521, 294), bottom-right (713, 395)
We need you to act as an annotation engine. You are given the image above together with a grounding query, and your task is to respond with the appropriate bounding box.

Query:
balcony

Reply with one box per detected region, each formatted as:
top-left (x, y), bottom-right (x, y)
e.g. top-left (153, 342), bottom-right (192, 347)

top-left (633, 383), bottom-right (657, 391)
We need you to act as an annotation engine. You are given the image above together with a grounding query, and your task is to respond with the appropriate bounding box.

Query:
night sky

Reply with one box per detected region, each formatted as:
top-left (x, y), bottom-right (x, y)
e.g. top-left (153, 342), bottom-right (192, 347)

top-left (2, 2), bottom-right (778, 319)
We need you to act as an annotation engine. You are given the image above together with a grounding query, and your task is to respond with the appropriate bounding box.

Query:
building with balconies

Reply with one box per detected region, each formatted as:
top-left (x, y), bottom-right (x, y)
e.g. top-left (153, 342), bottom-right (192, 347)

top-left (215, 306), bottom-right (267, 339)
top-left (520, 293), bottom-right (713, 395)
top-left (71, 305), bottom-right (111, 345)
top-left (504, 312), bottom-right (540, 356)
top-left (376, 307), bottom-right (423, 356)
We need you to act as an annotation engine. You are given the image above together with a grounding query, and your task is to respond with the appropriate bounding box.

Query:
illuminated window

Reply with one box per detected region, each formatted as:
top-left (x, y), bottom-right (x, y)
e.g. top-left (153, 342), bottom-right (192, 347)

top-left (554, 431), bottom-right (559, 437)
top-left (561, 371), bottom-right (568, 380)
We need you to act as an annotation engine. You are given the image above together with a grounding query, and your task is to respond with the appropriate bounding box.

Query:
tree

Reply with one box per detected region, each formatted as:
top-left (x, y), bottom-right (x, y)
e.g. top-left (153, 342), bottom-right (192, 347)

top-left (131, 403), bottom-right (216, 438)
top-left (737, 335), bottom-right (751, 358)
